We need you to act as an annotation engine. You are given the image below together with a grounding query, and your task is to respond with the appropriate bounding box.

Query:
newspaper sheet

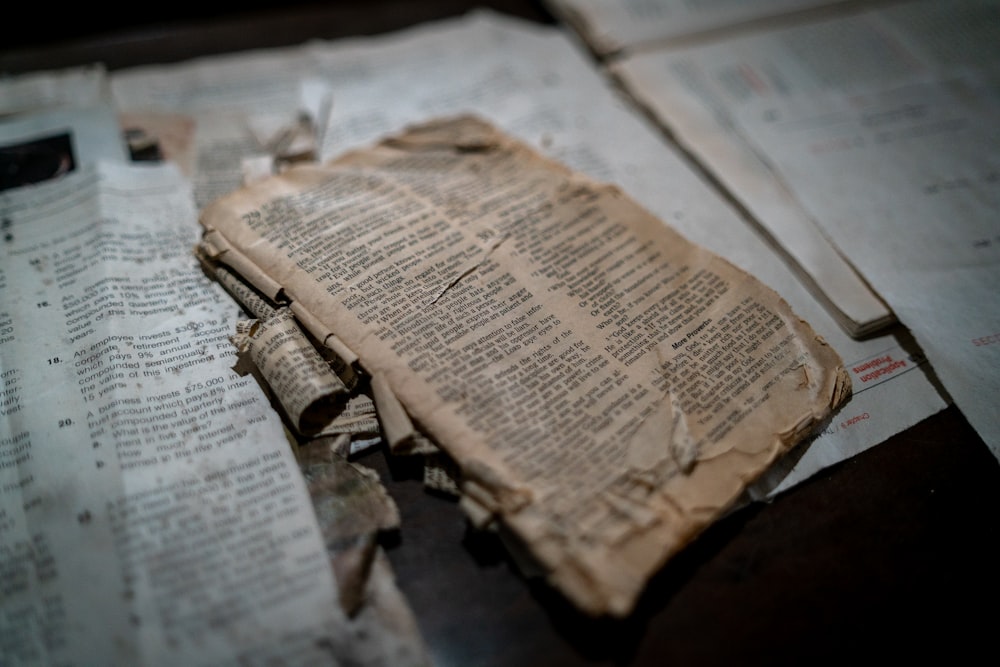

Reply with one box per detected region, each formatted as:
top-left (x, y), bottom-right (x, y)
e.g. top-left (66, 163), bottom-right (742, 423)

top-left (199, 113), bottom-right (851, 616)
top-left (0, 141), bottom-right (429, 664)
top-left (543, 0), bottom-right (852, 56)
top-left (728, 77), bottom-right (1000, 457)
top-left (108, 8), bottom-right (947, 498)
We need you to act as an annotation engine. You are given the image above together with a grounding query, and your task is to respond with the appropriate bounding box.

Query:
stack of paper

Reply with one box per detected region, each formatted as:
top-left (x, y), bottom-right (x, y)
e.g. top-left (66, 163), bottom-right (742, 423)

top-left (1, 5), bottom-right (977, 663)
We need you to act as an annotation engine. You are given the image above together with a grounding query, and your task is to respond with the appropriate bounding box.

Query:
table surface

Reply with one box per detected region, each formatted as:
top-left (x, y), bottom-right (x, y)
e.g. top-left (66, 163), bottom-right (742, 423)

top-left (4, 2), bottom-right (999, 666)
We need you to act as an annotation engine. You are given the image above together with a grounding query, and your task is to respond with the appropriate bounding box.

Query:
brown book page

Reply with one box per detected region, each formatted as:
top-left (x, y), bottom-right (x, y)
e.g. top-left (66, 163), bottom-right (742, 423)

top-left (199, 115), bottom-right (850, 616)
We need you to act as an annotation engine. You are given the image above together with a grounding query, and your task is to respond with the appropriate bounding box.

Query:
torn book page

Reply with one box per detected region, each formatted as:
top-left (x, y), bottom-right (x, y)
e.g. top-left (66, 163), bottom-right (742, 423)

top-left (198, 114), bottom-right (850, 617)
top-left (370, 372), bottom-right (439, 456)
top-left (241, 307), bottom-right (350, 435)
top-left (308, 391), bottom-right (381, 440)
top-left (423, 448), bottom-right (463, 498)
top-left (298, 437), bottom-right (400, 617)
top-left (202, 258), bottom-right (372, 442)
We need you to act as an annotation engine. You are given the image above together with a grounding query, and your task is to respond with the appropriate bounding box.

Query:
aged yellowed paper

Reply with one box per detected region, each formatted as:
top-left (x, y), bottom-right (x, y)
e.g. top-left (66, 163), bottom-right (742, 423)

top-left (199, 115), bottom-right (850, 616)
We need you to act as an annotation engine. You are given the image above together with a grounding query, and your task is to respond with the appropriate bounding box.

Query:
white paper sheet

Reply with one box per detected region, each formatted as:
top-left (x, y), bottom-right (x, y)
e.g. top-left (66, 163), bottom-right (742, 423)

top-left (610, 0), bottom-right (1000, 336)
top-left (730, 76), bottom-right (1000, 457)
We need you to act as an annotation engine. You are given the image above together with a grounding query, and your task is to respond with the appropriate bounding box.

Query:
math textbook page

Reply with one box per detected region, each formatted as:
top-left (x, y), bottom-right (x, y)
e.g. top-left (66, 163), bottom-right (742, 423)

top-left (729, 77), bottom-right (1000, 458)
top-left (611, 0), bottom-right (1000, 337)
top-left (0, 159), bottom-right (429, 665)
top-left (543, 0), bottom-right (851, 56)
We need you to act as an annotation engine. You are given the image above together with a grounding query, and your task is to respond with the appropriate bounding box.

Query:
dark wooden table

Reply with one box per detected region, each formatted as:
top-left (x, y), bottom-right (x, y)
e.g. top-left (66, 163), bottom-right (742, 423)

top-left (5, 3), bottom-right (998, 666)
